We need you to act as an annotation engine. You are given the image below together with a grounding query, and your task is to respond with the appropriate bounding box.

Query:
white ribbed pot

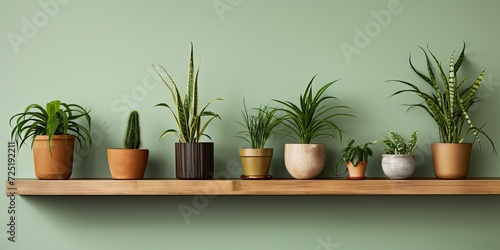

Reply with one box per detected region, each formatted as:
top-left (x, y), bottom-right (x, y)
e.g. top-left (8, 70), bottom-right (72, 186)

top-left (284, 143), bottom-right (326, 179)
top-left (381, 154), bottom-right (415, 180)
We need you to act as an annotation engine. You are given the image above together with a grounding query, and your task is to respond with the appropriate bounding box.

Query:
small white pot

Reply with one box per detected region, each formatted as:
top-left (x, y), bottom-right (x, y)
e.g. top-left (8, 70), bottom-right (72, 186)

top-left (381, 154), bottom-right (415, 180)
top-left (284, 143), bottom-right (326, 179)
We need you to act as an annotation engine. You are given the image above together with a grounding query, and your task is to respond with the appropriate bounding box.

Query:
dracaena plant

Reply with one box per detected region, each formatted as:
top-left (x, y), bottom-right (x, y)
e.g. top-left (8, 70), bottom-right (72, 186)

top-left (379, 130), bottom-right (418, 155)
top-left (273, 75), bottom-right (353, 144)
top-left (154, 43), bottom-right (222, 143)
top-left (236, 99), bottom-right (283, 149)
top-left (389, 43), bottom-right (496, 154)
top-left (9, 100), bottom-right (92, 154)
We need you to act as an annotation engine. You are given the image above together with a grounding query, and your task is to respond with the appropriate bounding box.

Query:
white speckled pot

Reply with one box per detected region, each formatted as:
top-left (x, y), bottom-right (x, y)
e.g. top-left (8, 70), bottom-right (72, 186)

top-left (381, 154), bottom-right (415, 180)
top-left (284, 143), bottom-right (326, 179)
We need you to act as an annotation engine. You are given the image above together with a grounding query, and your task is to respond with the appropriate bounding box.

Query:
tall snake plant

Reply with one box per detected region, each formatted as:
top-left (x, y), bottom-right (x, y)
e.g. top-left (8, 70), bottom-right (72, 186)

top-left (154, 43), bottom-right (222, 143)
top-left (389, 43), bottom-right (495, 154)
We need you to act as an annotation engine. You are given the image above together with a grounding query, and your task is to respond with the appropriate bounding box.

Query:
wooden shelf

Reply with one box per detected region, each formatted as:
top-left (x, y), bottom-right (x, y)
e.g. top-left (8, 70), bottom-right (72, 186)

top-left (6, 178), bottom-right (500, 195)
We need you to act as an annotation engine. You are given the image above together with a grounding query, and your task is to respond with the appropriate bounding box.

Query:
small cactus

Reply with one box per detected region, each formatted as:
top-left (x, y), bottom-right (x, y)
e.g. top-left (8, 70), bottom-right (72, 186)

top-left (124, 111), bottom-right (141, 149)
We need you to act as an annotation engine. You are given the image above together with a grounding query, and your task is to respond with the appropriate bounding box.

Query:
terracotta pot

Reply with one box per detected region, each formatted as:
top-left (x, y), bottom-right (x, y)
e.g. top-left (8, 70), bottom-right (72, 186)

top-left (239, 148), bottom-right (273, 177)
top-left (284, 143), bottom-right (325, 179)
top-left (431, 143), bottom-right (472, 179)
top-left (33, 135), bottom-right (75, 180)
top-left (347, 161), bottom-right (368, 179)
top-left (381, 154), bottom-right (415, 180)
top-left (175, 142), bottom-right (214, 180)
top-left (107, 148), bottom-right (149, 179)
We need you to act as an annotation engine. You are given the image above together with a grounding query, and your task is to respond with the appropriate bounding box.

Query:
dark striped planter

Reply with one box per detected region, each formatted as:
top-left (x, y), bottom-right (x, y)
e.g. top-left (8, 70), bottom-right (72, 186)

top-left (175, 142), bottom-right (214, 180)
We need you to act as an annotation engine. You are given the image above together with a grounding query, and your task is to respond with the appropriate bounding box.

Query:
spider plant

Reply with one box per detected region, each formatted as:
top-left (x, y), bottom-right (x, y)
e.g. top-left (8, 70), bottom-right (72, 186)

top-left (236, 99), bottom-right (283, 149)
top-left (273, 75), bottom-right (353, 144)
top-left (9, 100), bottom-right (92, 154)
top-left (154, 43), bottom-right (222, 143)
top-left (389, 43), bottom-right (495, 153)
top-left (379, 130), bottom-right (418, 155)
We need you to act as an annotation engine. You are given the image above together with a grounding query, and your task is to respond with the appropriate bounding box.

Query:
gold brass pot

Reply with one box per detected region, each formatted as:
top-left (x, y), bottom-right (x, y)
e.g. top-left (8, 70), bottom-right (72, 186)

top-left (239, 148), bottom-right (273, 177)
top-left (431, 143), bottom-right (472, 179)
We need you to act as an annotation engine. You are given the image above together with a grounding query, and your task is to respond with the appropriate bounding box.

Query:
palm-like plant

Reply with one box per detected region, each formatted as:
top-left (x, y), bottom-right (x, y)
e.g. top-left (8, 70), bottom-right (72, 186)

top-left (379, 130), bottom-right (418, 155)
top-left (154, 43), bottom-right (222, 143)
top-left (273, 75), bottom-right (353, 144)
top-left (236, 99), bottom-right (283, 149)
top-left (9, 100), bottom-right (92, 154)
top-left (389, 43), bottom-right (495, 153)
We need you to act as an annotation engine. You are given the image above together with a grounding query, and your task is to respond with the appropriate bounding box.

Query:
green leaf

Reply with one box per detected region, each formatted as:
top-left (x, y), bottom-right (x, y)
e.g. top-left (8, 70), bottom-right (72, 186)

top-left (9, 100), bottom-right (92, 154)
top-left (387, 43), bottom-right (495, 153)
top-left (154, 44), bottom-right (221, 143)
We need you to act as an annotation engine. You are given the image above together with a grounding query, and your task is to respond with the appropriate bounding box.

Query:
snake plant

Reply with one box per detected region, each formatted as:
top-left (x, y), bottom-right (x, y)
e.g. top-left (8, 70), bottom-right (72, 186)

top-left (9, 100), bottom-right (92, 154)
top-left (389, 43), bottom-right (495, 154)
top-left (273, 75), bottom-right (353, 144)
top-left (379, 130), bottom-right (418, 155)
top-left (154, 43), bottom-right (222, 143)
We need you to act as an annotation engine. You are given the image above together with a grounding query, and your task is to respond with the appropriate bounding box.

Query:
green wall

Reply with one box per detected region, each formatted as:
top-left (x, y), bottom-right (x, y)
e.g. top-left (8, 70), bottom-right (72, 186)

top-left (1, 0), bottom-right (500, 249)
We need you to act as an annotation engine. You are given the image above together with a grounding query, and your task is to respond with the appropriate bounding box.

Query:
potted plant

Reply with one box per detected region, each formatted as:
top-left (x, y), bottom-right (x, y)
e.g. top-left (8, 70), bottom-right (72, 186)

top-left (107, 110), bottom-right (149, 179)
top-left (154, 43), bottom-right (222, 180)
top-left (379, 130), bottom-right (418, 179)
top-left (273, 75), bottom-right (353, 179)
top-left (335, 139), bottom-right (376, 180)
top-left (236, 99), bottom-right (283, 179)
top-left (9, 100), bottom-right (92, 180)
top-left (390, 43), bottom-right (496, 179)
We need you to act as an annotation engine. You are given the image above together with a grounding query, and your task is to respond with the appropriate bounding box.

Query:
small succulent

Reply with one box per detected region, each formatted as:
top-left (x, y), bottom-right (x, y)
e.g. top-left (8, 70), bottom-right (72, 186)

top-left (124, 110), bottom-right (141, 149)
top-left (379, 130), bottom-right (418, 155)
top-left (334, 139), bottom-right (376, 175)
